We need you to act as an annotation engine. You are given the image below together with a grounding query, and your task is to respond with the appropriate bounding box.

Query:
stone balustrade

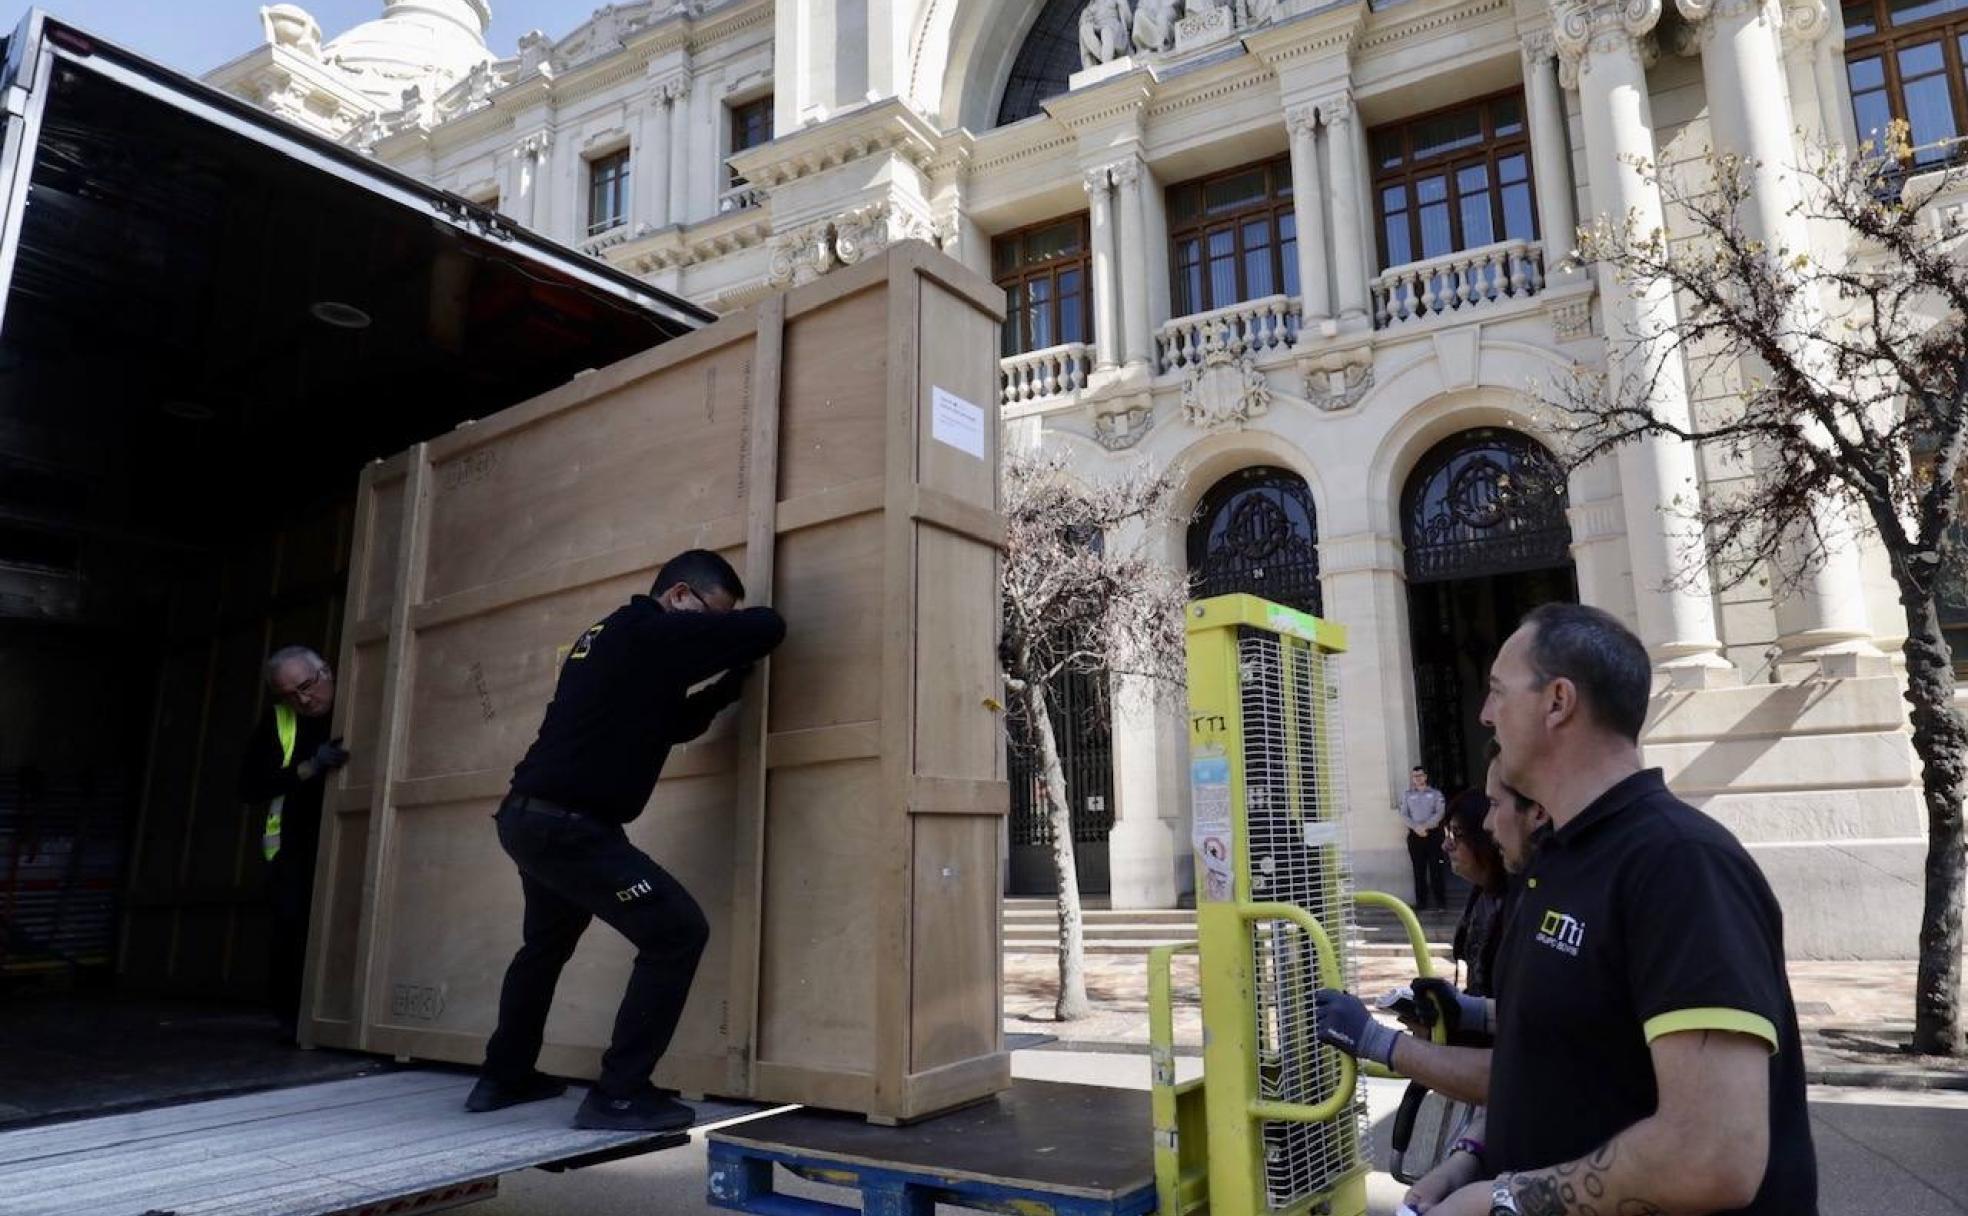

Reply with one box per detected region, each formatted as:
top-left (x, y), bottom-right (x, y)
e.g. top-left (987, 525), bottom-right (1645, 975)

top-left (1373, 238), bottom-right (1545, 328)
top-left (1000, 342), bottom-right (1093, 406)
top-left (1156, 294), bottom-right (1301, 372)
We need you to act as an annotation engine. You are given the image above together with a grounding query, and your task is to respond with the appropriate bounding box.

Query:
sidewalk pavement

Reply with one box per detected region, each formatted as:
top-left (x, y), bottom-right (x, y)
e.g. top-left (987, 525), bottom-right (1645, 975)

top-left (1003, 947), bottom-right (1968, 1091)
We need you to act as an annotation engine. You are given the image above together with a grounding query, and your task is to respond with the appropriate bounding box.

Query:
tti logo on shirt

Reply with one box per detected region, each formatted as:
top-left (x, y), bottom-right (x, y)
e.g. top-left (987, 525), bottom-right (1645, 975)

top-left (1536, 908), bottom-right (1586, 956)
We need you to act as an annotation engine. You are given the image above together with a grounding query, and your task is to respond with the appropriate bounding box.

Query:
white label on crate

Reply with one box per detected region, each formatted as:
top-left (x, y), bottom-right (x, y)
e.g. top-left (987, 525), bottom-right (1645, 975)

top-left (931, 386), bottom-right (986, 459)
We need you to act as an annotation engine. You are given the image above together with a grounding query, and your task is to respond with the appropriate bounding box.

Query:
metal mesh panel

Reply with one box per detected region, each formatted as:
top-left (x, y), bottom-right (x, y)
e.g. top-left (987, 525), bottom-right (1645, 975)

top-left (1238, 627), bottom-right (1367, 1211)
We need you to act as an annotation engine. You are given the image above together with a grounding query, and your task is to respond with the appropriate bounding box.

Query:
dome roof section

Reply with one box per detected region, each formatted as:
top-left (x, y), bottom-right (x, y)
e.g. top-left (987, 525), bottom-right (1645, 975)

top-left (323, 1), bottom-right (494, 106)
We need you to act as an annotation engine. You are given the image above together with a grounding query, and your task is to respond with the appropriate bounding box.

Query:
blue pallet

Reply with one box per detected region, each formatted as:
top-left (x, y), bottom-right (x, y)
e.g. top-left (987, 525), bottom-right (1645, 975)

top-left (705, 1080), bottom-right (1159, 1216)
top-left (706, 1138), bottom-right (1159, 1216)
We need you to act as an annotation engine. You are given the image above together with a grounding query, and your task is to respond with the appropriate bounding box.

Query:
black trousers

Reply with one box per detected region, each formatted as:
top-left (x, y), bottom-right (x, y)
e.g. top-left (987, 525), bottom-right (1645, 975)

top-left (1407, 829), bottom-right (1447, 909)
top-left (266, 847), bottom-right (316, 1036)
top-left (482, 796), bottom-right (709, 1098)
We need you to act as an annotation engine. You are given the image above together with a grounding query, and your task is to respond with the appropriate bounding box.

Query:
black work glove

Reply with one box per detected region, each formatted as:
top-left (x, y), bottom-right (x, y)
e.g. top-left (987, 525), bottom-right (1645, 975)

top-left (1413, 976), bottom-right (1492, 1037)
top-left (309, 738), bottom-right (350, 774)
top-left (1314, 988), bottom-right (1401, 1068)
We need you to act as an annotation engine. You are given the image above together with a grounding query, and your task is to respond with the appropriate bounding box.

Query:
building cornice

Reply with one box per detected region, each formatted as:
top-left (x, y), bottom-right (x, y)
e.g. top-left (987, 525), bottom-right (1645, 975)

top-left (1241, 3), bottom-right (1367, 67)
top-left (728, 97), bottom-right (943, 188)
top-left (1042, 75), bottom-right (1155, 132)
top-left (1147, 61), bottom-right (1276, 120)
top-left (1358, 0), bottom-right (1515, 53)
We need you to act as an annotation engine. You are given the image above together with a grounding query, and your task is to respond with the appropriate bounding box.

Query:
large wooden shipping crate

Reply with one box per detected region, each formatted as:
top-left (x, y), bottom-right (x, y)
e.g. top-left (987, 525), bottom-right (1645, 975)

top-left (300, 243), bottom-right (1010, 1123)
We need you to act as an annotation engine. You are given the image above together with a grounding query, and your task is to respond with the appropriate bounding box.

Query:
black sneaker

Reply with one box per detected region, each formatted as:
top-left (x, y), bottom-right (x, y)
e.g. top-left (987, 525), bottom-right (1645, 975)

top-left (573, 1087), bottom-right (696, 1132)
top-left (465, 1071), bottom-right (567, 1112)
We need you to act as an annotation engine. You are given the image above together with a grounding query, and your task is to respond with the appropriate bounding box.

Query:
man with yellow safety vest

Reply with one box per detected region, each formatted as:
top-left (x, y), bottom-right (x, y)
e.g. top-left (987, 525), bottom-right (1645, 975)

top-left (238, 645), bottom-right (349, 1042)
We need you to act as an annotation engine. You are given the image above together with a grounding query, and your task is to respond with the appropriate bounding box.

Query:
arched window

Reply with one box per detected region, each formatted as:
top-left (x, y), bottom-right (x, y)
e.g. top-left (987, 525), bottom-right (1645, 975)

top-left (996, 0), bottom-right (1085, 127)
top-left (1401, 428), bottom-right (1570, 583)
top-left (1187, 466), bottom-right (1322, 615)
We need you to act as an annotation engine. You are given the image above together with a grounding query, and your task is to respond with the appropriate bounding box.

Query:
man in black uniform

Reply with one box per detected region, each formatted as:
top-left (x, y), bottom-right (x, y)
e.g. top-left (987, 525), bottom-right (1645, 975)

top-left (1314, 604), bottom-right (1816, 1216)
top-left (238, 645), bottom-right (350, 1042)
top-left (467, 549), bottom-right (785, 1133)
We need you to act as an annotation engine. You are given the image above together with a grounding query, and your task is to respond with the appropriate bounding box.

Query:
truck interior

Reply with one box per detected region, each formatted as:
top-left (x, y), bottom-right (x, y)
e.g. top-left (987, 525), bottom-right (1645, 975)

top-left (0, 12), bottom-right (710, 1124)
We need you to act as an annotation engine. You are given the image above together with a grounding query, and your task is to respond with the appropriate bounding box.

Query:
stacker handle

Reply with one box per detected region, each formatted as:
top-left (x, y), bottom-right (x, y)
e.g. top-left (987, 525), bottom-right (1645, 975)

top-left (1353, 890), bottom-right (1446, 1080)
top-left (1236, 902), bottom-right (1357, 1124)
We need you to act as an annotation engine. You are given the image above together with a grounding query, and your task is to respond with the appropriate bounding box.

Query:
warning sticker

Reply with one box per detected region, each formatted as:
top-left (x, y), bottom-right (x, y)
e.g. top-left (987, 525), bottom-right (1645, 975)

top-left (931, 386), bottom-right (986, 459)
top-left (1191, 756), bottom-right (1233, 903)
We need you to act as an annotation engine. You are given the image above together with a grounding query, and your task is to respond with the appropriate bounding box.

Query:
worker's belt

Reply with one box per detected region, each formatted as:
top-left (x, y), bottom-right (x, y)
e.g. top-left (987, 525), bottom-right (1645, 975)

top-left (501, 792), bottom-right (598, 822)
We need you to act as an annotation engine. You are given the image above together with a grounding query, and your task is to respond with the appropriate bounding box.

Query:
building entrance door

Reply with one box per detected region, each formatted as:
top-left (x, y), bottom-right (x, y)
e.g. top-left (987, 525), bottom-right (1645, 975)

top-left (1402, 429), bottom-right (1575, 795)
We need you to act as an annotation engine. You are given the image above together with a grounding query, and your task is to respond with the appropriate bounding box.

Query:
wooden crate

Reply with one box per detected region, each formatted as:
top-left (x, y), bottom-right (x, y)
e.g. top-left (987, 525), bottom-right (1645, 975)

top-left (300, 243), bottom-right (1010, 1123)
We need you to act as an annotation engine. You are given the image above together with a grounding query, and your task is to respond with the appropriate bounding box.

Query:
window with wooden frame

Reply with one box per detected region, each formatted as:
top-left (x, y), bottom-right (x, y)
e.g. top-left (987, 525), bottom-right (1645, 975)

top-left (992, 215), bottom-right (1093, 357)
top-left (586, 148), bottom-right (631, 235)
top-left (1843, 0), bottom-right (1968, 168)
top-left (1165, 156), bottom-right (1299, 318)
top-left (729, 95), bottom-right (774, 188)
top-left (1370, 91), bottom-right (1538, 272)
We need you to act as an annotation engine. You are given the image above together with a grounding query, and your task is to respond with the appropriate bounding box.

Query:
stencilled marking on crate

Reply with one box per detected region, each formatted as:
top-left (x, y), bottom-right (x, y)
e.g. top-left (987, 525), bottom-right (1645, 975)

top-left (439, 447), bottom-right (502, 493)
top-left (736, 356), bottom-right (753, 501)
top-left (467, 661), bottom-right (497, 721)
top-left (391, 982), bottom-right (446, 1021)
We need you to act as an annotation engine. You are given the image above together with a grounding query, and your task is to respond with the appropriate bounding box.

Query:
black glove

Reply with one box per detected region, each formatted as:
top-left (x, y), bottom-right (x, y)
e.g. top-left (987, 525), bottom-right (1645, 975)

top-left (310, 738), bottom-right (350, 773)
top-left (1413, 976), bottom-right (1491, 1037)
top-left (1314, 988), bottom-right (1402, 1068)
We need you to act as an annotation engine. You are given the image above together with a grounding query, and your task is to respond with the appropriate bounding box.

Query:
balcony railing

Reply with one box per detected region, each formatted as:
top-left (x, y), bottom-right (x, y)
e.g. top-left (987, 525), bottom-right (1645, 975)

top-left (1373, 238), bottom-right (1545, 328)
top-left (1158, 294), bottom-right (1301, 373)
top-left (1000, 342), bottom-right (1092, 406)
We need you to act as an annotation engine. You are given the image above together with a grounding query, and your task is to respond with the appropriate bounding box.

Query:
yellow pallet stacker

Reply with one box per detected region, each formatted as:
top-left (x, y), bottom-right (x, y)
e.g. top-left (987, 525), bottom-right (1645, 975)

top-left (1153, 594), bottom-right (1435, 1216)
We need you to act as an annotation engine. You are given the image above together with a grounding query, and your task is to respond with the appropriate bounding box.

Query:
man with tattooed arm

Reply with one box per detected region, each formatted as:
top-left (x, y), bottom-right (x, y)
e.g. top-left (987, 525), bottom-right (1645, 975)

top-left (1316, 603), bottom-right (1816, 1215)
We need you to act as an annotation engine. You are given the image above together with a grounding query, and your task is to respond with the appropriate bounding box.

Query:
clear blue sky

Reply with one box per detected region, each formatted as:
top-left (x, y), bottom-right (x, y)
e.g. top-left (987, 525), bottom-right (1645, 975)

top-left (0, 1), bottom-right (589, 75)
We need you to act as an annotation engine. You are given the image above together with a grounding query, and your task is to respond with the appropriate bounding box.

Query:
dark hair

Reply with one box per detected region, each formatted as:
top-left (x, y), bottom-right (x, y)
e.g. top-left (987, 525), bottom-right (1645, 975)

top-left (1411, 764), bottom-right (1426, 773)
top-left (1482, 735), bottom-right (1536, 815)
top-left (1521, 602), bottom-right (1650, 742)
top-left (1445, 787), bottom-right (1504, 889)
top-left (653, 549), bottom-right (746, 602)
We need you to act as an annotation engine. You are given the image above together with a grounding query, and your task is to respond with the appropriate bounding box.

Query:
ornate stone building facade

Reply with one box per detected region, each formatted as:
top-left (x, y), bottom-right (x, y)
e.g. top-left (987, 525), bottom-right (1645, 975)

top-left (215, 0), bottom-right (1939, 956)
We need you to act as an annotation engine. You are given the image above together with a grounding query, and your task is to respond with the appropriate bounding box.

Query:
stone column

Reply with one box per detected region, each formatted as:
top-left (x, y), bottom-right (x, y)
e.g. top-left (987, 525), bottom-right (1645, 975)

top-left (642, 82), bottom-right (682, 229)
top-left (667, 75), bottom-right (692, 227)
top-left (1286, 104), bottom-right (1332, 327)
top-left (1522, 32), bottom-right (1581, 280)
top-left (1321, 93), bottom-right (1370, 324)
top-left (510, 133), bottom-right (546, 230)
top-left (1110, 157), bottom-right (1156, 370)
top-left (1105, 674), bottom-right (1192, 907)
top-left (1679, 0), bottom-right (1878, 662)
top-left (1319, 530), bottom-right (1416, 899)
top-left (1556, 0), bottom-right (1732, 678)
top-left (1084, 167), bottom-right (1121, 372)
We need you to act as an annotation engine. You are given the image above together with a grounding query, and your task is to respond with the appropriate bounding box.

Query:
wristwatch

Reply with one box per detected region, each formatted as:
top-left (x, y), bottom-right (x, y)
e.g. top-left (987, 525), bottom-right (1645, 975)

top-left (1490, 1174), bottom-right (1521, 1216)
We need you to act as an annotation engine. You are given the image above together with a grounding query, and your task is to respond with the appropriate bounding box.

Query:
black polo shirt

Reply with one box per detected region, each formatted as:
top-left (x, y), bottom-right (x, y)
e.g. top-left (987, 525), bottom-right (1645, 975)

top-left (1487, 768), bottom-right (1817, 1214)
top-left (509, 596), bottom-right (785, 823)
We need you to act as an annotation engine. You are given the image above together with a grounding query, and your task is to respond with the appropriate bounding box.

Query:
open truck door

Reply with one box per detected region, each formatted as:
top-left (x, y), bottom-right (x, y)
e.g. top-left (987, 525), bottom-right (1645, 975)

top-left (0, 14), bottom-right (738, 1210)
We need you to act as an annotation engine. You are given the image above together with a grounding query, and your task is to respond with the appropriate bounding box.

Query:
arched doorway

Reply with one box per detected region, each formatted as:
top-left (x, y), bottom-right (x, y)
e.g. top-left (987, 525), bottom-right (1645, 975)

top-left (1187, 465), bottom-right (1323, 614)
top-left (1401, 428), bottom-right (1574, 794)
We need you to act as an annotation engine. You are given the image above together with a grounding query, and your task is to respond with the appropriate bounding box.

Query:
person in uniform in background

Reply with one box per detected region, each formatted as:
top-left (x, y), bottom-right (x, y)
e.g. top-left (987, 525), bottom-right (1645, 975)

top-left (1399, 765), bottom-right (1449, 911)
top-left (238, 645), bottom-right (348, 1043)
top-left (469, 549), bottom-right (786, 1133)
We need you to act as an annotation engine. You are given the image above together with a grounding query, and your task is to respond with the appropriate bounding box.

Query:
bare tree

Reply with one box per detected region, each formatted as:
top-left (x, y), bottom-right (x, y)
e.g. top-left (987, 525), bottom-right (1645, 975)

top-left (1545, 126), bottom-right (1964, 1055)
top-left (1000, 451), bottom-right (1189, 1020)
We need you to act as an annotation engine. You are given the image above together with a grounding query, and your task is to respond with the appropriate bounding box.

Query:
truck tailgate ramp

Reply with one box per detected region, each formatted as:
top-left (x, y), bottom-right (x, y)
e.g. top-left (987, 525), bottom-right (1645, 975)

top-left (0, 1069), bottom-right (756, 1215)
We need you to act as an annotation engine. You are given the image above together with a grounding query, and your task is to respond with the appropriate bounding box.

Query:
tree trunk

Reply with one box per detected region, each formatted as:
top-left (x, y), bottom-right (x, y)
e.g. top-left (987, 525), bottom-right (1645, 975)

top-left (1899, 592), bottom-right (1967, 1056)
top-left (1025, 681), bottom-right (1091, 1021)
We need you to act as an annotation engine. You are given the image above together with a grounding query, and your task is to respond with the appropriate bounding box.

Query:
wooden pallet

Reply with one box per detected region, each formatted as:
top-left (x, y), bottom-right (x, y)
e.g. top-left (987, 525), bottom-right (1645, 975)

top-left (706, 1079), bottom-right (1158, 1216)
